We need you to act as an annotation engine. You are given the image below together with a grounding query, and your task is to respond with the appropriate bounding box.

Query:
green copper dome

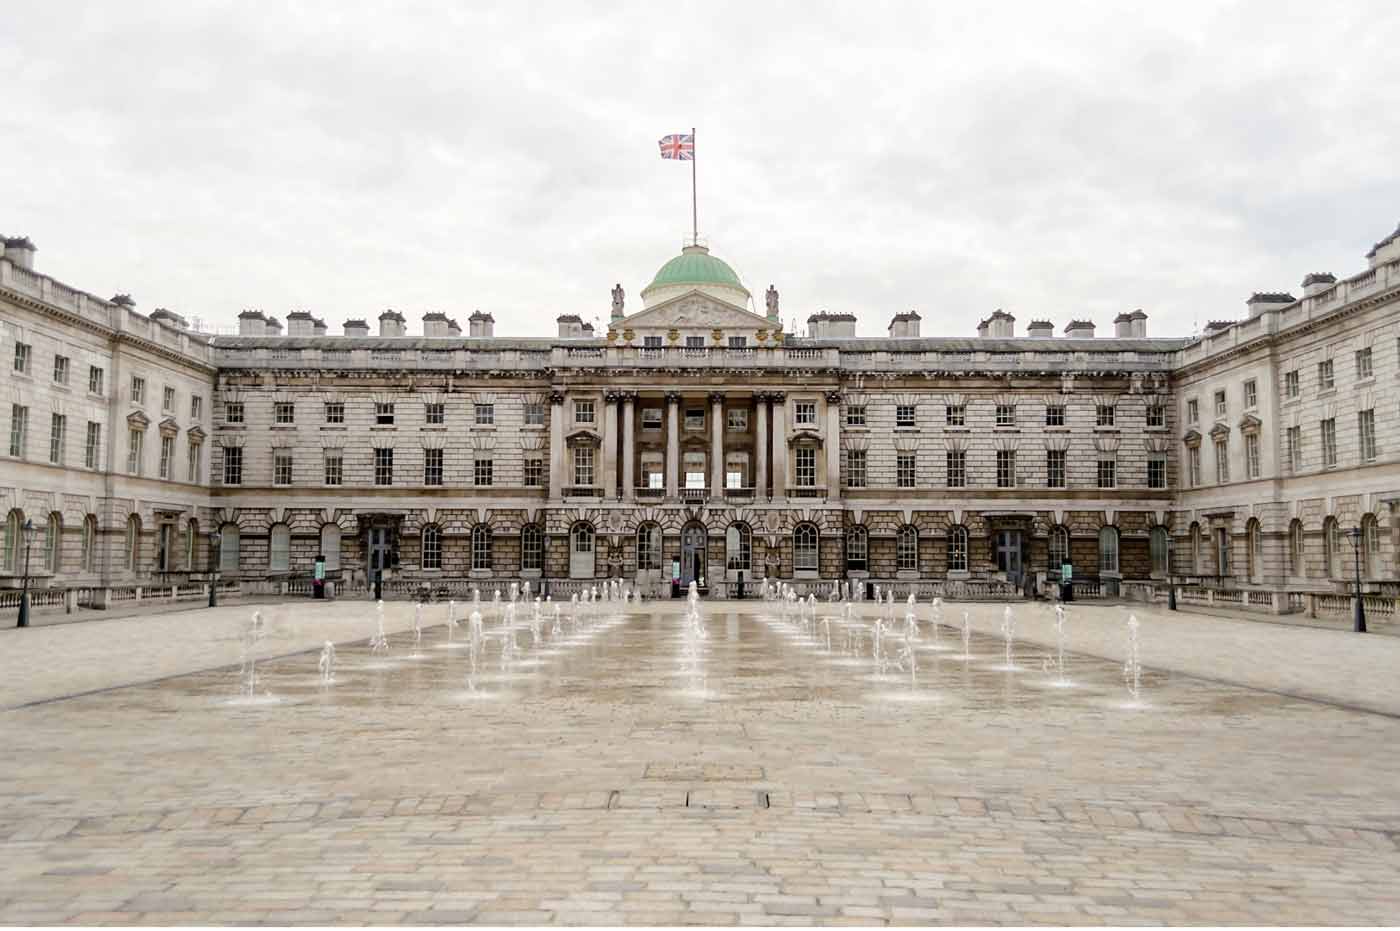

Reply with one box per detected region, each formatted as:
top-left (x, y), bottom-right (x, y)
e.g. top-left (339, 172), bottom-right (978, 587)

top-left (642, 244), bottom-right (749, 298)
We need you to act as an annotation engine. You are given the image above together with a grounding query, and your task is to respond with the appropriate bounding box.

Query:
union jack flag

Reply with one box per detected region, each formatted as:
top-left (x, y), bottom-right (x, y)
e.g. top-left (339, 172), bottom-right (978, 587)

top-left (658, 133), bottom-right (694, 160)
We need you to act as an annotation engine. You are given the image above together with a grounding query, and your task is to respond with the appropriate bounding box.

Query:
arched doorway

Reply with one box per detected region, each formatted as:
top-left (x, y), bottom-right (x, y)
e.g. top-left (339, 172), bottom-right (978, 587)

top-left (680, 522), bottom-right (706, 587)
top-left (569, 522), bottom-right (595, 579)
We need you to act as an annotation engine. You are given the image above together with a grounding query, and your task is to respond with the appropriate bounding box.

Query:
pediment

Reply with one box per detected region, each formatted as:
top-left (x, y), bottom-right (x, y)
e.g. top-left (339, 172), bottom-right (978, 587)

top-left (1181, 429), bottom-right (1201, 447)
top-left (565, 428), bottom-right (601, 447)
top-left (1238, 413), bottom-right (1262, 433)
top-left (187, 425), bottom-right (207, 442)
top-left (613, 290), bottom-right (775, 335)
top-left (126, 410), bottom-right (150, 429)
top-left (1208, 421), bottom-right (1231, 439)
top-left (158, 417), bottom-right (181, 437)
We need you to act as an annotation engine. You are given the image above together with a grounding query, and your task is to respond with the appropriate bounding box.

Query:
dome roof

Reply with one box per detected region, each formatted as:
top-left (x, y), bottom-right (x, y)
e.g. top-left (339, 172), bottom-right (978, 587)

top-left (642, 244), bottom-right (750, 299)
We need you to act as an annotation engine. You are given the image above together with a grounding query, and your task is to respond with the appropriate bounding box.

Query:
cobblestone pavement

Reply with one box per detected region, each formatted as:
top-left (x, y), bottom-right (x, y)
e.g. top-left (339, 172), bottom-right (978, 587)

top-left (2, 598), bottom-right (1399, 924)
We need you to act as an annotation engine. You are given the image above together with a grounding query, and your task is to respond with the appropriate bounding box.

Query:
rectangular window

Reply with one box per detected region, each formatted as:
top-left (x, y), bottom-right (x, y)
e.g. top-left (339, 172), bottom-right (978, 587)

top-left (1187, 399), bottom-right (1199, 423)
top-left (1146, 404), bottom-right (1165, 428)
top-left (425, 448), bottom-right (445, 485)
top-left (946, 405), bottom-right (966, 426)
top-left (726, 408), bottom-right (748, 432)
top-left (996, 449), bottom-right (1016, 487)
top-left (223, 446), bottom-right (243, 485)
top-left (131, 376), bottom-right (145, 404)
top-left (324, 401), bottom-right (344, 424)
top-left (1284, 370), bottom-right (1299, 398)
top-left (224, 401), bottom-right (244, 424)
top-left (274, 401), bottom-right (295, 424)
top-left (424, 401), bottom-right (445, 425)
top-left (1047, 449), bottom-right (1066, 488)
top-left (1148, 456), bottom-right (1167, 489)
top-left (1096, 404), bottom-right (1115, 427)
top-left (641, 408), bottom-right (662, 430)
top-left (84, 421), bottom-right (101, 469)
top-left (1188, 445), bottom-right (1201, 487)
top-left (1213, 390), bottom-right (1226, 416)
top-left (323, 451), bottom-right (343, 486)
top-left (846, 449), bottom-right (867, 488)
top-left (1321, 418), bottom-right (1337, 468)
top-left (1215, 438), bottom-right (1229, 483)
top-left (643, 335), bottom-right (663, 352)
top-left (9, 405), bottom-right (28, 457)
top-left (89, 365), bottom-right (104, 396)
top-left (163, 385), bottom-right (176, 412)
top-left (685, 335), bottom-right (705, 349)
top-left (1045, 405), bottom-right (1065, 427)
top-left (685, 408), bottom-right (705, 430)
top-left (49, 413), bottom-right (66, 464)
top-left (190, 395), bottom-right (203, 421)
top-left (683, 452), bottom-right (706, 489)
top-left (375, 402), bottom-right (395, 425)
top-left (273, 450), bottom-right (292, 485)
top-left (946, 450), bottom-right (966, 488)
top-left (795, 447), bottom-right (816, 486)
top-left (1097, 458), bottom-right (1117, 489)
top-left (573, 446), bottom-right (594, 486)
top-left (846, 405), bottom-right (867, 427)
top-left (995, 404), bottom-right (1016, 427)
top-left (897, 453), bottom-right (916, 488)
top-left (127, 429), bottom-right (144, 474)
top-left (1286, 426), bottom-right (1301, 473)
top-left (1359, 409), bottom-right (1377, 462)
top-left (159, 434), bottom-right (174, 478)
top-left (1318, 359), bottom-right (1334, 390)
top-left (374, 447), bottom-right (394, 485)
top-left (1356, 347), bottom-right (1374, 380)
top-left (574, 400), bottom-right (594, 424)
top-left (1245, 433), bottom-right (1261, 479)
top-left (524, 457), bottom-right (543, 487)
top-left (187, 441), bottom-right (201, 482)
top-left (13, 342), bottom-right (30, 374)
top-left (473, 403), bottom-right (493, 426)
top-left (53, 355), bottom-right (70, 385)
top-left (728, 335), bottom-right (747, 348)
top-left (794, 401), bottom-right (816, 426)
top-left (896, 404), bottom-right (916, 428)
top-left (1243, 379), bottom-right (1257, 409)
top-left (524, 402), bottom-right (545, 426)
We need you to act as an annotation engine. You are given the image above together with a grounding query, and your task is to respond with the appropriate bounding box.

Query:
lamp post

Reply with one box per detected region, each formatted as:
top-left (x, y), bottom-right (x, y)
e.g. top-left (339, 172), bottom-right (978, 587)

top-left (1342, 526), bottom-right (1367, 633)
top-left (16, 518), bottom-right (38, 628)
top-left (208, 530), bottom-right (222, 608)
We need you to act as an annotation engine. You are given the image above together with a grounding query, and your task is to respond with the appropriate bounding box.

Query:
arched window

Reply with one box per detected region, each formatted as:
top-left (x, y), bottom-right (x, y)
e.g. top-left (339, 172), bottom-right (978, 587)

top-left (1324, 517), bottom-right (1340, 579)
top-left (1362, 514), bottom-right (1380, 579)
top-left (472, 524), bottom-right (492, 570)
top-left (320, 523), bottom-right (341, 571)
top-left (125, 514), bottom-right (142, 571)
top-left (421, 524), bottom-right (443, 570)
top-left (1149, 526), bottom-right (1169, 577)
top-left (1189, 522), bottom-right (1202, 574)
top-left (569, 522), bottom-right (594, 578)
top-left (845, 525), bottom-right (868, 572)
top-left (896, 525), bottom-right (918, 571)
top-left (636, 522), bottom-right (661, 571)
top-left (1289, 519), bottom-right (1304, 577)
top-left (185, 518), bottom-right (198, 570)
top-left (2, 509), bottom-right (20, 572)
top-left (947, 525), bottom-right (969, 573)
top-left (1246, 519), bottom-right (1261, 583)
top-left (1098, 526), bottom-right (1119, 574)
top-left (82, 515), bottom-right (97, 573)
top-left (1048, 525), bottom-right (1070, 572)
top-left (219, 523), bottom-right (240, 573)
top-left (44, 512), bottom-right (61, 573)
top-left (521, 524), bottom-right (543, 571)
top-left (726, 522), bottom-right (751, 572)
top-left (793, 523), bottom-right (819, 571)
top-left (269, 523), bottom-right (291, 572)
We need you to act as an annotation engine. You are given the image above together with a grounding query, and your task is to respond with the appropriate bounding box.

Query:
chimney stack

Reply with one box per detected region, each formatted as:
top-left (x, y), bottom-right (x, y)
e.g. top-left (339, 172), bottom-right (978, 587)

top-left (1130, 309), bottom-right (1148, 338)
top-left (1246, 292), bottom-right (1295, 317)
top-left (980, 309), bottom-right (1014, 338)
top-left (469, 310), bottom-right (494, 338)
top-left (422, 311), bottom-right (450, 338)
top-left (312, 317), bottom-right (328, 336)
top-left (557, 314), bottom-right (584, 338)
top-left (343, 319), bottom-right (370, 337)
top-left (2, 236), bottom-right (36, 270)
top-left (286, 310), bottom-right (314, 336)
top-left (150, 308), bottom-right (188, 330)
top-left (807, 311), bottom-right (857, 338)
top-left (887, 311), bottom-right (921, 338)
top-left (1026, 320), bottom-right (1054, 338)
top-left (1301, 273), bottom-right (1336, 298)
top-left (1365, 222), bottom-right (1400, 269)
top-left (377, 309), bottom-right (406, 337)
top-left (237, 309), bottom-right (268, 336)
top-left (1064, 319), bottom-right (1095, 339)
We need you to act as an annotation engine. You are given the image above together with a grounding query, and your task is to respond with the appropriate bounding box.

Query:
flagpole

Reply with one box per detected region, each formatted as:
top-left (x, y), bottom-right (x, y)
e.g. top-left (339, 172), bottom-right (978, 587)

top-left (691, 126), bottom-right (697, 243)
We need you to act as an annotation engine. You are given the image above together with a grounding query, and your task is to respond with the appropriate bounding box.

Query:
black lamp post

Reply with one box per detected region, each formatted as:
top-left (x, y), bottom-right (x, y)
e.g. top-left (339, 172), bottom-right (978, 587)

top-left (208, 530), bottom-right (222, 608)
top-left (17, 518), bottom-right (38, 628)
top-left (1342, 526), bottom-right (1367, 633)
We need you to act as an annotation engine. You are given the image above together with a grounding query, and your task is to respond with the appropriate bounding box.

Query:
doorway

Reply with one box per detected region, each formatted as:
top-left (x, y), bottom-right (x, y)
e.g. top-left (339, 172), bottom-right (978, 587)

top-left (994, 530), bottom-right (1023, 586)
top-left (570, 523), bottom-right (595, 579)
top-left (367, 527), bottom-right (392, 576)
top-left (681, 523), bottom-right (706, 587)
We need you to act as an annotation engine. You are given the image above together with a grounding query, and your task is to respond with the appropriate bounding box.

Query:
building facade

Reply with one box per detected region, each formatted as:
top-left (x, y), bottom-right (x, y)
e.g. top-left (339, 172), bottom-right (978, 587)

top-left (3, 227), bottom-right (1399, 604)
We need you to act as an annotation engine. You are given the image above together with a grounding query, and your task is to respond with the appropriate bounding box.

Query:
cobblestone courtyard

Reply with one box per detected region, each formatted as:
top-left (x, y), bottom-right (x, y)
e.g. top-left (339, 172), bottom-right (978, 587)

top-left (3, 598), bottom-right (1400, 925)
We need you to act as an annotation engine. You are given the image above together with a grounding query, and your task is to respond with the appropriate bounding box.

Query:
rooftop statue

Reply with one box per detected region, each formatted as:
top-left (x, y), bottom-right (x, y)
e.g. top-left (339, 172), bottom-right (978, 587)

top-left (766, 284), bottom-right (779, 316)
top-left (611, 283), bottom-right (625, 317)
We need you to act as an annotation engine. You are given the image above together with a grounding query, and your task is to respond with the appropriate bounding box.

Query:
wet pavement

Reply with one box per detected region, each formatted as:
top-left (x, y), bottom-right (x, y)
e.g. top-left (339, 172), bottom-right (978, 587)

top-left (1, 597), bottom-right (1399, 925)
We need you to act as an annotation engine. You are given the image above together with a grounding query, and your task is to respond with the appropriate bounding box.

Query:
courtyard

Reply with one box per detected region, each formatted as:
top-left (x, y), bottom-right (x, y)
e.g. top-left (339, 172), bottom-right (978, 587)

top-left (1, 595), bottom-right (1399, 925)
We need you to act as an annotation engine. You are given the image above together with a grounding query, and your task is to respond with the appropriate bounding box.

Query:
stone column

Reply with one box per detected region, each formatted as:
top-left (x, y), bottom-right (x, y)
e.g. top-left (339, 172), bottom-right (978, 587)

top-left (754, 393), bottom-right (769, 498)
top-left (770, 391), bottom-right (787, 499)
top-left (709, 392), bottom-right (725, 495)
top-left (602, 391), bottom-right (619, 498)
top-left (825, 390), bottom-right (842, 499)
top-left (621, 392), bottom-right (636, 501)
top-left (665, 392), bottom-right (681, 500)
top-left (549, 390), bottom-right (565, 498)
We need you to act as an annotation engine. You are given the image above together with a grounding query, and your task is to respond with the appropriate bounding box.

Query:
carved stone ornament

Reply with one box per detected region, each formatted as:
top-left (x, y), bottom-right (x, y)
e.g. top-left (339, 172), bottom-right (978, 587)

top-left (711, 328), bottom-right (724, 344)
top-left (667, 328), bottom-right (680, 343)
top-left (607, 329), bottom-right (618, 342)
top-left (755, 329), bottom-right (769, 342)
top-left (622, 327), bottom-right (635, 343)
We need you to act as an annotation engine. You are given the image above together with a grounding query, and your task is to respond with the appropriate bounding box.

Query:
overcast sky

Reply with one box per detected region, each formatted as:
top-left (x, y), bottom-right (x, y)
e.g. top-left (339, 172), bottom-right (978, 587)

top-left (4, 1), bottom-right (1399, 339)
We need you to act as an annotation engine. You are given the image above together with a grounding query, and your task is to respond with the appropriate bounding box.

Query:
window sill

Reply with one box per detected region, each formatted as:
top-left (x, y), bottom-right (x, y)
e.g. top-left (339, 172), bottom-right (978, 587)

top-left (270, 425), bottom-right (295, 430)
top-left (1092, 426), bottom-right (1119, 433)
top-left (320, 426), bottom-right (346, 431)
top-left (471, 424), bottom-right (495, 430)
top-left (522, 424), bottom-right (546, 431)
top-left (1044, 425), bottom-right (1069, 432)
top-left (370, 425), bottom-right (397, 430)
top-left (993, 426), bottom-right (1019, 432)
top-left (944, 426), bottom-right (970, 433)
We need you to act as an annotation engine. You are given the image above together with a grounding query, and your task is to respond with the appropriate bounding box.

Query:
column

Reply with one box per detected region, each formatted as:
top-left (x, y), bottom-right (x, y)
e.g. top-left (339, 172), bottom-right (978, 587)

top-left (665, 392), bottom-right (681, 500)
top-left (709, 392), bottom-right (725, 495)
top-left (825, 390), bottom-right (842, 499)
top-left (754, 393), bottom-right (769, 498)
top-left (621, 393), bottom-right (636, 501)
top-left (770, 391), bottom-right (787, 499)
top-left (602, 392), bottom-right (619, 498)
top-left (549, 390), bottom-right (566, 498)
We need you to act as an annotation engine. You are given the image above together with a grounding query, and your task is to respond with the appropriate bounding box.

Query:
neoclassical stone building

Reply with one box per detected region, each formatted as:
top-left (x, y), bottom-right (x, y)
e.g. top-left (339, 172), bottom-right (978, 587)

top-left (3, 226), bottom-right (1399, 604)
